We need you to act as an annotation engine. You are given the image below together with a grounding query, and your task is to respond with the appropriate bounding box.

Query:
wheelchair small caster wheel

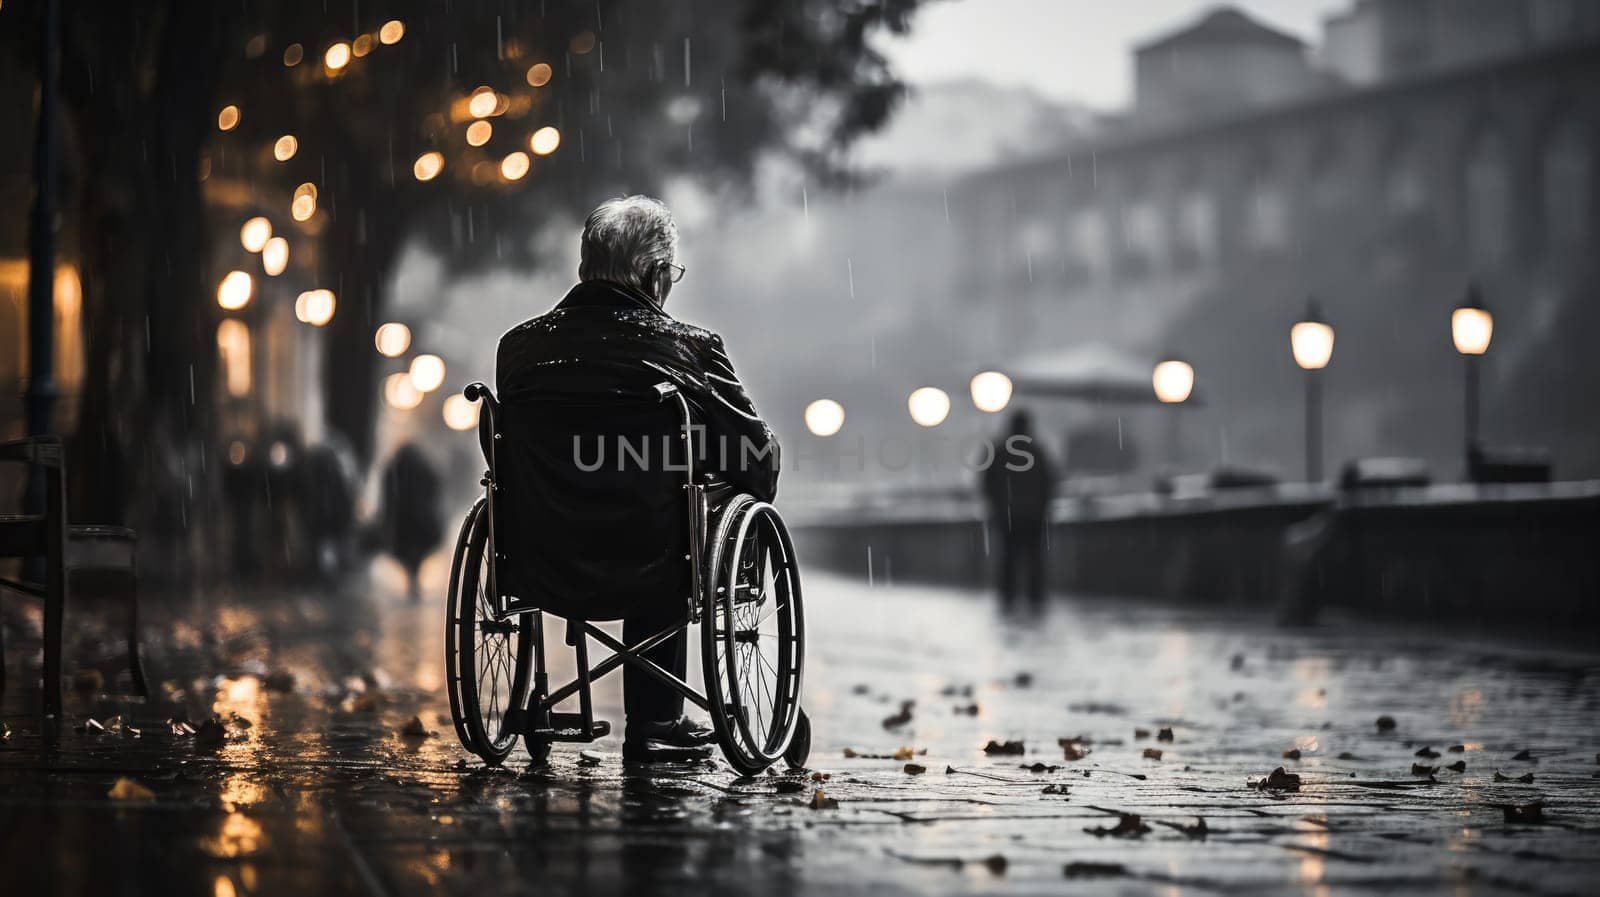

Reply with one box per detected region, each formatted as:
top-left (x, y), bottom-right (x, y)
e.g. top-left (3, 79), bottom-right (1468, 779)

top-left (525, 739), bottom-right (552, 768)
top-left (783, 708), bottom-right (812, 769)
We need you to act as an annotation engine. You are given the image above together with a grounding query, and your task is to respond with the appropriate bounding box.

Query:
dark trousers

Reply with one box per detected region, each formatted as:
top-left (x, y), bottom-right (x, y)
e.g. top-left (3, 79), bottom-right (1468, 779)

top-left (622, 600), bottom-right (686, 736)
top-left (998, 525), bottom-right (1046, 610)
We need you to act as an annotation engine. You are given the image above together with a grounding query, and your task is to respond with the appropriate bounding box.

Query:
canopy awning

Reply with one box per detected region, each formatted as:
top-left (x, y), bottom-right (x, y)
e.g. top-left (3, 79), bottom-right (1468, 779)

top-left (1006, 343), bottom-right (1203, 406)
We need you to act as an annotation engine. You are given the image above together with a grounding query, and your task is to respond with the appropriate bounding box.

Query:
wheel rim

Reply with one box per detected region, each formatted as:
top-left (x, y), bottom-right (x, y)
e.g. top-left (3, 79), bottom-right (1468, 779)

top-left (451, 500), bottom-right (529, 760)
top-left (703, 501), bottom-right (804, 772)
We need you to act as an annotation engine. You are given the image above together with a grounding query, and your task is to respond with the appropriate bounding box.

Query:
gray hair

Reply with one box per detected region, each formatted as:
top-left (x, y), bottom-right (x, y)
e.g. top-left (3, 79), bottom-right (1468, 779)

top-left (578, 195), bottom-right (678, 293)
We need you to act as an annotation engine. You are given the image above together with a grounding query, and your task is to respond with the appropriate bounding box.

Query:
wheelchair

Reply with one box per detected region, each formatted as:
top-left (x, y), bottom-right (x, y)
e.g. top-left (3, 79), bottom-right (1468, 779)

top-left (444, 380), bottom-right (811, 774)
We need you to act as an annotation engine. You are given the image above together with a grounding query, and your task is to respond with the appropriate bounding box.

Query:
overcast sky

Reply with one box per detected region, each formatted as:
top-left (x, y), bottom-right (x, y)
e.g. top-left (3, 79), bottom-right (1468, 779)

top-left (878, 0), bottom-right (1344, 109)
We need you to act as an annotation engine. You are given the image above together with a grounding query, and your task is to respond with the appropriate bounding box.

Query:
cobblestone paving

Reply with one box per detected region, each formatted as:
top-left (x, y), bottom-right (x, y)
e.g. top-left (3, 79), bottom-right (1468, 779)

top-left (3, 571), bottom-right (1598, 896)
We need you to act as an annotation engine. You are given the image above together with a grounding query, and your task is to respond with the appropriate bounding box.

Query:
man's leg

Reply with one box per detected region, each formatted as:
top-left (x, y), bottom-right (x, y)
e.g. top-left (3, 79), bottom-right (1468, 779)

top-left (622, 604), bottom-right (686, 733)
top-left (998, 533), bottom-right (1019, 609)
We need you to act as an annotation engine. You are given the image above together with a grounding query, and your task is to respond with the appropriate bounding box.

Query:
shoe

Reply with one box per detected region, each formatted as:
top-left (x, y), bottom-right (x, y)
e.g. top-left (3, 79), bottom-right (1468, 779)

top-left (622, 716), bottom-right (716, 763)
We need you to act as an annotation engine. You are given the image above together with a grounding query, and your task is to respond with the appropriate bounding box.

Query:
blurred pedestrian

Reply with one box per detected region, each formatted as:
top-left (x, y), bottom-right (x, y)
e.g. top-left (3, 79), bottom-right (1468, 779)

top-left (981, 409), bottom-right (1056, 610)
top-left (299, 436), bottom-right (358, 583)
top-left (381, 443), bottom-right (443, 600)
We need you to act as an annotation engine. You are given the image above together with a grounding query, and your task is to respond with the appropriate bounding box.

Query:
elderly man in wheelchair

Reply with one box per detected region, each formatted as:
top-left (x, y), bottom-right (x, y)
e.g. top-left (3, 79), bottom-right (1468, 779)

top-left (445, 196), bottom-right (810, 773)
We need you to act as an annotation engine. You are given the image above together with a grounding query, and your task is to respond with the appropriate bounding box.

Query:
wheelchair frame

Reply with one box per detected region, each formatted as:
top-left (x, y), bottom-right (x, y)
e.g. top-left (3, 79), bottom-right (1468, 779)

top-left (446, 380), bottom-right (809, 772)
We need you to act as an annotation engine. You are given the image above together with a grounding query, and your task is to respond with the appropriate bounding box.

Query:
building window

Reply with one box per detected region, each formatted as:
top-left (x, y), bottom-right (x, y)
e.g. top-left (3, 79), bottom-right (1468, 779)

top-left (1067, 210), bottom-right (1107, 282)
top-left (1245, 170), bottom-right (1289, 251)
top-left (1172, 190), bottom-right (1216, 269)
top-left (1542, 118), bottom-right (1592, 250)
top-left (1464, 130), bottom-right (1512, 264)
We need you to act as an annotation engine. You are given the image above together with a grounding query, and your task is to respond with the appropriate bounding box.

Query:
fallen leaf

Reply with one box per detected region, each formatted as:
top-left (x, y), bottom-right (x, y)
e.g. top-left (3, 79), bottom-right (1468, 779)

top-left (1142, 748), bottom-right (1163, 760)
top-left (194, 718), bottom-right (227, 748)
top-left (882, 701), bottom-right (914, 730)
top-left (1415, 746), bottom-right (1439, 759)
top-left (983, 739), bottom-right (1025, 756)
top-left (1283, 748), bottom-right (1301, 760)
top-left (1375, 715), bottom-right (1397, 732)
top-left (810, 789), bottom-right (838, 810)
top-left (577, 750), bottom-right (603, 766)
top-left (1337, 751), bottom-right (1357, 760)
top-left (1446, 760), bottom-right (1466, 772)
top-left (892, 745), bottom-right (917, 761)
top-left (1448, 744), bottom-right (1466, 753)
top-left (1493, 770), bottom-right (1535, 783)
top-left (1156, 727), bottom-right (1175, 742)
top-left (774, 780), bottom-right (806, 794)
top-left (981, 855), bottom-right (1007, 876)
top-left (1511, 749), bottom-right (1535, 762)
top-left (1064, 862), bottom-right (1127, 879)
top-left (1503, 802), bottom-right (1543, 824)
top-left (1157, 817), bottom-right (1209, 839)
top-left (1134, 728), bottom-right (1151, 739)
top-left (1012, 672), bottom-right (1034, 688)
top-left (810, 771), bottom-right (830, 782)
top-left (842, 747), bottom-right (859, 758)
top-left (904, 763), bottom-right (927, 775)
top-left (1085, 812), bottom-right (1150, 838)
top-left (1254, 767), bottom-right (1301, 791)
top-left (952, 703), bottom-right (980, 716)
top-left (1062, 741), bottom-right (1090, 762)
top-left (400, 716), bottom-right (434, 738)
top-left (850, 683), bottom-right (870, 695)
top-left (1042, 783), bottom-right (1068, 794)
top-left (107, 777), bottom-right (154, 802)
top-left (1020, 762), bottom-right (1060, 773)
top-left (1411, 763), bottom-right (1436, 776)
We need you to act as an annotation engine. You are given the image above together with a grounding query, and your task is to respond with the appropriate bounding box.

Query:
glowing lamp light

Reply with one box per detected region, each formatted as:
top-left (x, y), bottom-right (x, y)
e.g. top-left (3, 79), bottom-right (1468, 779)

top-left (442, 394), bottom-right (480, 431)
top-left (261, 237), bottom-right (289, 276)
top-left (283, 44), bottom-right (304, 67)
top-left (384, 373), bottom-right (423, 411)
top-left (500, 151), bottom-right (530, 181)
top-left (374, 322), bottom-right (411, 357)
top-left (1291, 299), bottom-right (1335, 371)
top-left (1452, 288), bottom-right (1493, 356)
top-left (1152, 359), bottom-right (1195, 404)
top-left (466, 120), bottom-right (492, 147)
top-left (413, 151), bottom-right (444, 182)
top-left (379, 20), bottom-right (405, 45)
top-left (352, 34), bottom-right (374, 58)
top-left (908, 387), bottom-right (951, 427)
top-left (468, 87), bottom-right (498, 119)
top-left (324, 42), bottom-right (351, 71)
top-left (217, 270), bottom-right (253, 311)
top-left (530, 126), bottom-right (561, 156)
top-left (969, 370), bottom-right (1013, 413)
top-left (526, 63), bottom-right (553, 87)
top-left (409, 354), bottom-right (446, 393)
top-left (239, 217), bottom-right (272, 253)
top-left (217, 105), bottom-right (240, 131)
top-left (294, 289), bottom-right (336, 326)
top-left (273, 134), bottom-right (298, 162)
top-left (804, 399), bottom-right (845, 437)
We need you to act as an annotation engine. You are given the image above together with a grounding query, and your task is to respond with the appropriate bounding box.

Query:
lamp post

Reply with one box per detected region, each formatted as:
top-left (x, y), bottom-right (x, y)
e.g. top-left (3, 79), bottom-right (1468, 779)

top-left (1451, 283), bottom-right (1493, 459)
top-left (1152, 358), bottom-right (1194, 466)
top-left (1290, 297), bottom-right (1335, 482)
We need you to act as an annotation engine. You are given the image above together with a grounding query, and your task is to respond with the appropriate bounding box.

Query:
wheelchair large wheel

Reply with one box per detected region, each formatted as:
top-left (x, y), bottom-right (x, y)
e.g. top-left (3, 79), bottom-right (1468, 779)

top-left (445, 498), bottom-right (533, 766)
top-left (701, 496), bottom-right (805, 775)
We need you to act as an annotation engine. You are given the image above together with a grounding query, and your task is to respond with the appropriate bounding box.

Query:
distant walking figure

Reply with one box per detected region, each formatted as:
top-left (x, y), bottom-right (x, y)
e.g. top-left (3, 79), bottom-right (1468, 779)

top-left (381, 443), bottom-right (443, 599)
top-left (982, 410), bottom-right (1055, 609)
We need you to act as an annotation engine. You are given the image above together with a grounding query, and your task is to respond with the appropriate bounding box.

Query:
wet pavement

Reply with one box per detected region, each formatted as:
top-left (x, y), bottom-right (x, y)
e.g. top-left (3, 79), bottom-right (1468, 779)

top-left (3, 566), bottom-right (1600, 896)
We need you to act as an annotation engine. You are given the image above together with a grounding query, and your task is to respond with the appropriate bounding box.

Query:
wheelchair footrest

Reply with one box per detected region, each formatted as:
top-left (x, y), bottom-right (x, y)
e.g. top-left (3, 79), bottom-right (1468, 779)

top-left (529, 713), bottom-right (610, 742)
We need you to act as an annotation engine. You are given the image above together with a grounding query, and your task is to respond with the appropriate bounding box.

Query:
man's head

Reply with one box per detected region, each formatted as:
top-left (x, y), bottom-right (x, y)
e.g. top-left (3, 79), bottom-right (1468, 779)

top-left (578, 195), bottom-right (680, 304)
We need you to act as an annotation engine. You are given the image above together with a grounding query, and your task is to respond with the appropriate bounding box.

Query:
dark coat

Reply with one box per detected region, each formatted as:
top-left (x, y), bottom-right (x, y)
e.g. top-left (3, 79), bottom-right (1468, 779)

top-left (489, 280), bottom-right (779, 620)
top-left (982, 432), bottom-right (1055, 535)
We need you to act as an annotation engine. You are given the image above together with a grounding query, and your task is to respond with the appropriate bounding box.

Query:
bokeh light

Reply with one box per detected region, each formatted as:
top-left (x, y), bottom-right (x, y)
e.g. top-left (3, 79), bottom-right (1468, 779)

top-left (379, 20), bottom-right (405, 45)
top-left (217, 271), bottom-right (253, 311)
top-left (442, 394), bottom-right (480, 431)
top-left (273, 134), bottom-right (298, 162)
top-left (804, 399), bottom-right (846, 437)
top-left (526, 63), bottom-right (553, 87)
top-left (374, 322), bottom-right (411, 357)
top-left (294, 289), bottom-right (336, 326)
top-left (217, 105), bottom-right (240, 131)
top-left (1152, 360), bottom-right (1195, 404)
top-left (239, 217), bottom-right (272, 253)
top-left (324, 42), bottom-right (351, 71)
top-left (530, 126), bottom-right (561, 156)
top-left (384, 373), bottom-right (423, 411)
top-left (466, 120), bottom-right (492, 147)
top-left (413, 151), bottom-right (444, 182)
top-left (500, 151), bottom-right (530, 181)
top-left (409, 354), bottom-right (447, 393)
top-left (261, 237), bottom-right (289, 276)
top-left (908, 387), bottom-right (951, 427)
top-left (969, 371), bottom-right (1014, 413)
top-left (283, 43), bottom-right (304, 66)
top-left (468, 87), bottom-right (498, 118)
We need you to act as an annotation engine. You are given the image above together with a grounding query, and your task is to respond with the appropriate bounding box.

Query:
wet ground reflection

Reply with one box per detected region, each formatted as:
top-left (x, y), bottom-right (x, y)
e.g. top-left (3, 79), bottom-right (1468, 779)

top-left (3, 572), bottom-right (1599, 895)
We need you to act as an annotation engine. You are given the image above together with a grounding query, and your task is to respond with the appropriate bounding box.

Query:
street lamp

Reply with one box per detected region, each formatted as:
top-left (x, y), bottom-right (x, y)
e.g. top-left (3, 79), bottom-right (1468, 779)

top-left (804, 399), bottom-right (845, 437)
top-left (907, 387), bottom-right (951, 427)
top-left (1290, 297), bottom-right (1334, 482)
top-left (969, 371), bottom-right (1013, 413)
top-left (1152, 358), bottom-right (1194, 467)
top-left (1452, 282), bottom-right (1493, 456)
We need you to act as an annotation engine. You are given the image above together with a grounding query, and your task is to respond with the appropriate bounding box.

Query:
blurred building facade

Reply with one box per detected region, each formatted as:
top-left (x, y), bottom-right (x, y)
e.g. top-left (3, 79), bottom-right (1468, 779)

top-left (941, 2), bottom-right (1600, 483)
